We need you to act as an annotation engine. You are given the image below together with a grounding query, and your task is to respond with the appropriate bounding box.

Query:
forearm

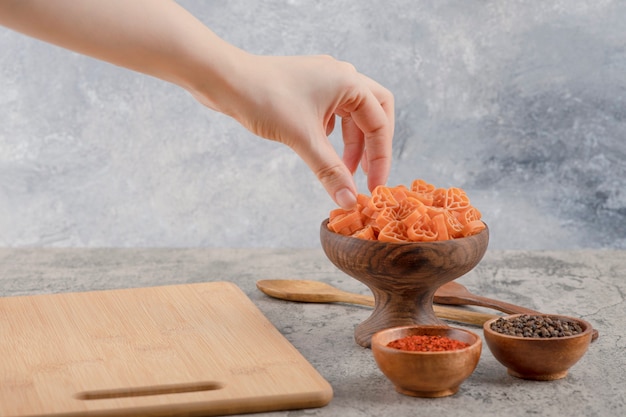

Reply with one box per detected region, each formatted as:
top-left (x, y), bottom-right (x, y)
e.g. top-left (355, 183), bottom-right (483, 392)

top-left (0, 0), bottom-right (246, 112)
top-left (1, 0), bottom-right (394, 208)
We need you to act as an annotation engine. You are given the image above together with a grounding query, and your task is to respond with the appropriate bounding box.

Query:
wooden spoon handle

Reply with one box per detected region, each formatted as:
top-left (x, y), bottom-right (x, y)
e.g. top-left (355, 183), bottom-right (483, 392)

top-left (258, 283), bottom-right (499, 326)
top-left (433, 304), bottom-right (498, 326)
top-left (334, 292), bottom-right (374, 307)
top-left (436, 293), bottom-right (542, 315)
top-left (471, 295), bottom-right (542, 315)
top-left (338, 290), bottom-right (498, 326)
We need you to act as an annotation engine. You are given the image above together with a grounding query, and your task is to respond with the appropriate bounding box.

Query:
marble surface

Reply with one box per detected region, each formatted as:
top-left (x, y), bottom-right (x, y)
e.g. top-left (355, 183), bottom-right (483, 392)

top-left (1, 248), bottom-right (623, 416)
top-left (1, 1), bottom-right (626, 249)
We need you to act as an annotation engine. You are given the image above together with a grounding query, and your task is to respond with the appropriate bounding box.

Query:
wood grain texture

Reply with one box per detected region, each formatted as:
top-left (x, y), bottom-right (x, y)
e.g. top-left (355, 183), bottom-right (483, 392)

top-left (0, 282), bottom-right (332, 416)
top-left (255, 279), bottom-right (499, 326)
top-left (434, 281), bottom-right (543, 314)
top-left (320, 220), bottom-right (489, 347)
top-left (371, 326), bottom-right (482, 397)
top-left (483, 314), bottom-right (593, 381)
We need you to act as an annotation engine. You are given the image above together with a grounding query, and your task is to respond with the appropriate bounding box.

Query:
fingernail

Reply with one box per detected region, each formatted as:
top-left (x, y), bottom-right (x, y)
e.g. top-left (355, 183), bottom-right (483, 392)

top-left (335, 188), bottom-right (357, 210)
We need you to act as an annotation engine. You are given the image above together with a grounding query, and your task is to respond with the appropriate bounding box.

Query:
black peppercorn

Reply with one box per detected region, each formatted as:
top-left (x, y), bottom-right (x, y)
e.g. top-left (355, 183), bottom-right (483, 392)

top-left (490, 315), bottom-right (583, 338)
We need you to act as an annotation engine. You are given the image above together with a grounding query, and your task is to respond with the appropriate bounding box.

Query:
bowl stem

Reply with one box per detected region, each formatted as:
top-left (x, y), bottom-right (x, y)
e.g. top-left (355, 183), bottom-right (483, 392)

top-left (354, 288), bottom-right (448, 348)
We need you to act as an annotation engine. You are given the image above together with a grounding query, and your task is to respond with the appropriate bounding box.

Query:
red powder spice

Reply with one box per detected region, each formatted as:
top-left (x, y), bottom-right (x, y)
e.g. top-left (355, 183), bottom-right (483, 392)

top-left (387, 335), bottom-right (470, 352)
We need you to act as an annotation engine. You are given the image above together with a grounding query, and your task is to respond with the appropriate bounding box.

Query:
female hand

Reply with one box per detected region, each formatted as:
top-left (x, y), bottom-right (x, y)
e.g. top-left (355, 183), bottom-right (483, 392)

top-left (191, 54), bottom-right (395, 209)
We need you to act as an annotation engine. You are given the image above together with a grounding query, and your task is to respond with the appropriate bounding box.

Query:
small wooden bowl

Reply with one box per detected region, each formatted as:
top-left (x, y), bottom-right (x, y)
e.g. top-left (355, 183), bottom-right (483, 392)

top-left (371, 326), bottom-right (482, 397)
top-left (483, 314), bottom-right (593, 381)
top-left (320, 219), bottom-right (489, 347)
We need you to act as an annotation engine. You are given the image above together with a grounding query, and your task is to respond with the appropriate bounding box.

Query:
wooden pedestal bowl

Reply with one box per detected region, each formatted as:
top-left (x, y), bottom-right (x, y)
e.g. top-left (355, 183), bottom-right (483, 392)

top-left (320, 219), bottom-right (489, 348)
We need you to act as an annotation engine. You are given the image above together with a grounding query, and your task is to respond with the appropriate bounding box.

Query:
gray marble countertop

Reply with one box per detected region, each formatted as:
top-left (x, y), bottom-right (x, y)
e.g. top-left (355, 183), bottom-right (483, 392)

top-left (1, 248), bottom-right (624, 417)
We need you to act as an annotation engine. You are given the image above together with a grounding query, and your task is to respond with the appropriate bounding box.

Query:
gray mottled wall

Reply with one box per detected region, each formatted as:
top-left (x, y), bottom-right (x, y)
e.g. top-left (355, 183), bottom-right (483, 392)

top-left (1, 0), bottom-right (625, 249)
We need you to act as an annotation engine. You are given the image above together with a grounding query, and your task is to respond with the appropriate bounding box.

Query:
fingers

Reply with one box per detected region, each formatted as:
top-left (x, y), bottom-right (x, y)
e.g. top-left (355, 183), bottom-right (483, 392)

top-left (292, 131), bottom-right (359, 210)
top-left (307, 63), bottom-right (393, 209)
top-left (312, 66), bottom-right (393, 207)
top-left (338, 73), bottom-right (394, 192)
top-left (319, 161), bottom-right (359, 210)
top-left (341, 115), bottom-right (364, 174)
top-left (230, 54), bottom-right (393, 210)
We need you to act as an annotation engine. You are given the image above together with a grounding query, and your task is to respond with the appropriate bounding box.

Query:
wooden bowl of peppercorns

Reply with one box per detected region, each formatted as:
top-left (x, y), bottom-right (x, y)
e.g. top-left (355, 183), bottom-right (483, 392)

top-left (483, 314), bottom-right (593, 381)
top-left (371, 325), bottom-right (482, 397)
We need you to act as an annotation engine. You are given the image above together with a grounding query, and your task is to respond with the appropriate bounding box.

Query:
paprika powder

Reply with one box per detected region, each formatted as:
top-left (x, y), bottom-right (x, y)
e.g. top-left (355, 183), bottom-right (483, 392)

top-left (387, 335), bottom-right (469, 352)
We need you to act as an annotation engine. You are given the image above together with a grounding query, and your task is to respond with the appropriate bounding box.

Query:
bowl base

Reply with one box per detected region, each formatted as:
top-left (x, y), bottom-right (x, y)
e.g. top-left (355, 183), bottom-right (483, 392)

top-left (507, 369), bottom-right (568, 381)
top-left (395, 385), bottom-right (459, 398)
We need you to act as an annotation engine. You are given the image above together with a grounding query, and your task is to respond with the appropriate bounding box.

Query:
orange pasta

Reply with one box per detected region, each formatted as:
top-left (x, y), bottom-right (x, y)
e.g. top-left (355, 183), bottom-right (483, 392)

top-left (375, 206), bottom-right (397, 229)
top-left (352, 224), bottom-right (377, 240)
top-left (454, 206), bottom-right (482, 226)
top-left (327, 210), bottom-right (363, 235)
top-left (378, 220), bottom-right (411, 243)
top-left (431, 213), bottom-right (450, 241)
top-left (327, 179), bottom-right (485, 242)
top-left (370, 185), bottom-right (399, 210)
top-left (407, 217), bottom-right (438, 242)
top-left (462, 220), bottom-right (486, 237)
top-left (397, 197), bottom-right (426, 223)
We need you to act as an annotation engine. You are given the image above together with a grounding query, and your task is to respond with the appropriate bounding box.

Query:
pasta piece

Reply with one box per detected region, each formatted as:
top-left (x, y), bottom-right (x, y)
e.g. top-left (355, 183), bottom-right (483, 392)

top-left (413, 193), bottom-right (434, 206)
top-left (461, 220), bottom-right (486, 237)
top-left (356, 193), bottom-right (371, 208)
top-left (375, 206), bottom-right (398, 229)
top-left (390, 185), bottom-right (409, 203)
top-left (370, 185), bottom-right (399, 211)
top-left (352, 224), bottom-right (377, 240)
top-left (444, 209), bottom-right (464, 239)
top-left (401, 208), bottom-right (427, 228)
top-left (444, 187), bottom-right (471, 210)
top-left (410, 179), bottom-right (436, 195)
top-left (453, 206), bottom-right (481, 226)
top-left (426, 205), bottom-right (445, 219)
top-left (361, 204), bottom-right (376, 219)
top-left (328, 210), bottom-right (362, 235)
top-left (378, 221), bottom-right (410, 243)
top-left (407, 216), bottom-right (438, 242)
top-left (409, 179), bottom-right (435, 205)
top-left (397, 198), bottom-right (427, 227)
top-left (431, 213), bottom-right (450, 241)
top-left (432, 188), bottom-right (447, 208)
top-left (397, 197), bottom-right (424, 219)
top-left (329, 207), bottom-right (350, 222)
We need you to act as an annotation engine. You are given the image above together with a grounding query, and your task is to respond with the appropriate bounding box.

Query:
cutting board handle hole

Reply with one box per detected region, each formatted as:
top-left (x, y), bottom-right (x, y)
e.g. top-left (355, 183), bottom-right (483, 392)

top-left (74, 381), bottom-right (225, 400)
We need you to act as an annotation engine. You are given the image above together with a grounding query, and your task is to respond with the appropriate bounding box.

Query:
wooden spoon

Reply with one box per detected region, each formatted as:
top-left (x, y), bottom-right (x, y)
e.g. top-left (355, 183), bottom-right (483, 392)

top-left (256, 279), bottom-right (498, 327)
top-left (257, 279), bottom-right (598, 341)
top-left (435, 281), bottom-right (541, 314)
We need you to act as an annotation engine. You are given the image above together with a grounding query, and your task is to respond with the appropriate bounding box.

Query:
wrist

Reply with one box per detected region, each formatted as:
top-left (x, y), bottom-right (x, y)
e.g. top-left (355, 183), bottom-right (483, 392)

top-left (178, 35), bottom-right (254, 119)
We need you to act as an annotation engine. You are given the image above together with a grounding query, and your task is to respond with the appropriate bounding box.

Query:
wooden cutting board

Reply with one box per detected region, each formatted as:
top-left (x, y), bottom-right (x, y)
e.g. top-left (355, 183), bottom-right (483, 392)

top-left (0, 282), bottom-right (333, 416)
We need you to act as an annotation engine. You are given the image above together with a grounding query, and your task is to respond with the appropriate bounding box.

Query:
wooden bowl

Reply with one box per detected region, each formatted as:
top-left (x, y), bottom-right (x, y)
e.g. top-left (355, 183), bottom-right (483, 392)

top-left (320, 219), bottom-right (489, 347)
top-left (371, 325), bottom-right (482, 397)
top-left (483, 314), bottom-right (593, 380)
